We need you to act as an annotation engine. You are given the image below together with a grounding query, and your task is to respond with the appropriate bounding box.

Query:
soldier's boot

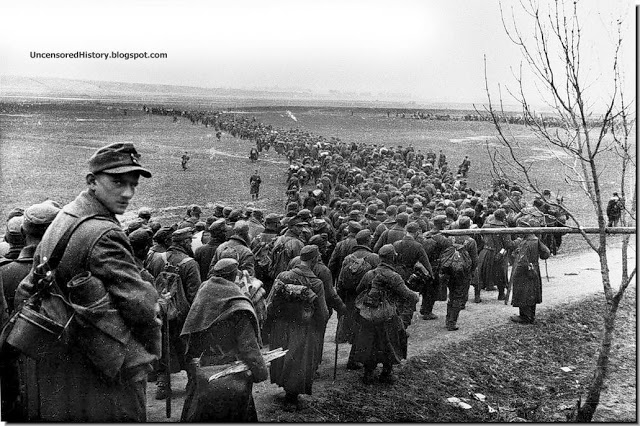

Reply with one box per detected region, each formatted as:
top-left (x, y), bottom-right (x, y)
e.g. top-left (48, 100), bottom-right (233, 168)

top-left (155, 374), bottom-right (170, 400)
top-left (473, 284), bottom-right (482, 303)
top-left (346, 358), bottom-right (362, 370)
top-left (497, 285), bottom-right (506, 300)
top-left (362, 367), bottom-right (375, 385)
top-left (379, 364), bottom-right (396, 384)
top-left (446, 308), bottom-right (460, 331)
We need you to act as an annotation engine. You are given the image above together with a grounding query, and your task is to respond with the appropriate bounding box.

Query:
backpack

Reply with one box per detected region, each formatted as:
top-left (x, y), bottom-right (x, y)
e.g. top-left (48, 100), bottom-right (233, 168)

top-left (154, 252), bottom-right (191, 321)
top-left (252, 236), bottom-right (276, 281)
top-left (354, 275), bottom-right (395, 324)
top-left (440, 237), bottom-right (472, 275)
top-left (268, 237), bottom-right (288, 280)
top-left (239, 271), bottom-right (267, 328)
top-left (338, 254), bottom-right (372, 292)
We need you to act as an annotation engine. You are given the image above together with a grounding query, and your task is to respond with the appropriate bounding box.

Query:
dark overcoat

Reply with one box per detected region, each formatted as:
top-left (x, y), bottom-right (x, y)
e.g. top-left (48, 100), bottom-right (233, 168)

top-left (511, 236), bottom-right (550, 307)
top-left (14, 190), bottom-right (161, 422)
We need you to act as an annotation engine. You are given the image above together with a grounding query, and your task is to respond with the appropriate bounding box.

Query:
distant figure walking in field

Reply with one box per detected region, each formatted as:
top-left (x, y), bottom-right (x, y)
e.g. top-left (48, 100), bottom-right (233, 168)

top-left (249, 147), bottom-right (259, 163)
top-left (250, 170), bottom-right (262, 200)
top-left (181, 151), bottom-right (190, 171)
top-left (606, 192), bottom-right (624, 227)
top-left (438, 150), bottom-right (446, 169)
top-left (458, 156), bottom-right (471, 178)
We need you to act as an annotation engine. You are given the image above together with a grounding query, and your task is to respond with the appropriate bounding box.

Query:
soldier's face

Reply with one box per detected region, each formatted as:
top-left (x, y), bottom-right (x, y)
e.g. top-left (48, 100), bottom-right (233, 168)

top-left (91, 172), bottom-right (139, 214)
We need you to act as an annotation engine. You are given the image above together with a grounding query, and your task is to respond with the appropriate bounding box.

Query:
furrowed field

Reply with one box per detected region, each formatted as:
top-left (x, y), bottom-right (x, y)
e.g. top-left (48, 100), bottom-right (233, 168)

top-left (0, 99), bottom-right (633, 239)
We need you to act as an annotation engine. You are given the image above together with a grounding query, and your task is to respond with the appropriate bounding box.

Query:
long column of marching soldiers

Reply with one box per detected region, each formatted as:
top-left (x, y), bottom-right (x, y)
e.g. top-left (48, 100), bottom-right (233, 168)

top-left (133, 106), bottom-right (569, 395)
top-left (0, 107), bottom-right (573, 418)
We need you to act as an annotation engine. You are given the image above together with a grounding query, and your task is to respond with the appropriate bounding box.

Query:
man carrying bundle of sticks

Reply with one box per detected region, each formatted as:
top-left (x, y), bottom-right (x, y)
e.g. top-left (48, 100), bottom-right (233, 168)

top-left (180, 258), bottom-right (268, 421)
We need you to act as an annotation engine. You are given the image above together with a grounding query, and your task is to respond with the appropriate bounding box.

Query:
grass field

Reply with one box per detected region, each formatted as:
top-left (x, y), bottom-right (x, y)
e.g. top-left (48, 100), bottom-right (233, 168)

top-left (1, 99), bottom-right (634, 234)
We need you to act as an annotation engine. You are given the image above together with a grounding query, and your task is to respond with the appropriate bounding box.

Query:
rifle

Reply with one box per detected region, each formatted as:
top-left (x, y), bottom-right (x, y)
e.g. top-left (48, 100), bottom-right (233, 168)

top-left (164, 315), bottom-right (171, 418)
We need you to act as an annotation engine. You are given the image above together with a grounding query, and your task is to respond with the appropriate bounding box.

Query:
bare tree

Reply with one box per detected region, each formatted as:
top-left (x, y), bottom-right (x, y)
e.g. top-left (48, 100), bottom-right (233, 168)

top-left (478, 0), bottom-right (636, 421)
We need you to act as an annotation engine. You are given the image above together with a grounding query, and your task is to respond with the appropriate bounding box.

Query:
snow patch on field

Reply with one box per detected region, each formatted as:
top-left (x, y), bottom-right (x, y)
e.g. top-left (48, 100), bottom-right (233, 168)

top-left (527, 146), bottom-right (571, 161)
top-left (449, 135), bottom-right (495, 143)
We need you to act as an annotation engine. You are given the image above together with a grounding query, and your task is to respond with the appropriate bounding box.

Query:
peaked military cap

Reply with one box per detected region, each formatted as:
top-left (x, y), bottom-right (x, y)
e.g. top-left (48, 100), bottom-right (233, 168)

top-left (89, 143), bottom-right (151, 178)
top-left (300, 245), bottom-right (320, 261)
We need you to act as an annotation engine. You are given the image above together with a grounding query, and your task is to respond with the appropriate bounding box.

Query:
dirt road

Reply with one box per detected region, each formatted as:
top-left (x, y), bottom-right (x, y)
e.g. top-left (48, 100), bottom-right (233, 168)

top-left (146, 240), bottom-right (636, 422)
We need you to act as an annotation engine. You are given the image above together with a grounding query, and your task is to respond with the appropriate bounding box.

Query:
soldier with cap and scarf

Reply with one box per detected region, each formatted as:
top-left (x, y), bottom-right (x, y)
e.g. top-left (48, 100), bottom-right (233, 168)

top-left (265, 245), bottom-right (330, 411)
top-left (14, 142), bottom-right (162, 421)
top-left (350, 244), bottom-right (419, 385)
top-left (180, 258), bottom-right (268, 421)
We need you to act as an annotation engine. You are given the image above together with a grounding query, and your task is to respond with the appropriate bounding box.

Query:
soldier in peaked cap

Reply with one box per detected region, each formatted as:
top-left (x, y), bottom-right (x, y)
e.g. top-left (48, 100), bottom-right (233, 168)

top-left (350, 243), bottom-right (419, 385)
top-left (2, 201), bottom-right (61, 307)
top-left (392, 221), bottom-right (433, 329)
top-left (0, 216), bottom-right (25, 262)
top-left (147, 225), bottom-right (201, 401)
top-left (138, 207), bottom-right (152, 224)
top-left (509, 217), bottom-right (550, 324)
top-left (335, 229), bottom-right (380, 367)
top-left (327, 221), bottom-right (361, 283)
top-left (267, 243), bottom-right (330, 410)
top-left (209, 221), bottom-right (255, 279)
top-left (0, 208), bottom-right (25, 259)
top-left (14, 142), bottom-right (161, 422)
top-left (194, 219), bottom-right (228, 282)
top-left (145, 225), bottom-right (174, 269)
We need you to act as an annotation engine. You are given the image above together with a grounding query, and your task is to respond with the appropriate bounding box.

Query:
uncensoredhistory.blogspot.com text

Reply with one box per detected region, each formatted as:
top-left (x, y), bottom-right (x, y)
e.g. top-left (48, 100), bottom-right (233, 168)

top-left (30, 51), bottom-right (168, 60)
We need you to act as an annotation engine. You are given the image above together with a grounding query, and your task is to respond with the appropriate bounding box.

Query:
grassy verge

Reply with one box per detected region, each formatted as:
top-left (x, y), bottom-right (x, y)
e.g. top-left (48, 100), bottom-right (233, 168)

top-left (280, 286), bottom-right (636, 422)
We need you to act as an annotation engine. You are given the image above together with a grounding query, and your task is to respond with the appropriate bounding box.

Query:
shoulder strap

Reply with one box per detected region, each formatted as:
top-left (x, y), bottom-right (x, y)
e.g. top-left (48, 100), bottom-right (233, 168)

top-left (162, 251), bottom-right (191, 268)
top-left (177, 257), bottom-right (191, 267)
top-left (46, 214), bottom-right (102, 270)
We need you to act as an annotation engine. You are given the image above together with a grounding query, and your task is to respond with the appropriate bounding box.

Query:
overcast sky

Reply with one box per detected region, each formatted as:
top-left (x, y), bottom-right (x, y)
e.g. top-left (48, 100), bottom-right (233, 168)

top-left (0, 0), bottom-right (635, 105)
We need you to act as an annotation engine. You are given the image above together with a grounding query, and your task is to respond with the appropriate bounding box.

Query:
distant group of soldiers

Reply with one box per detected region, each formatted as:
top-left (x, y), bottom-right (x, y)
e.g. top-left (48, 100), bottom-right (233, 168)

top-left (0, 106), bottom-right (582, 422)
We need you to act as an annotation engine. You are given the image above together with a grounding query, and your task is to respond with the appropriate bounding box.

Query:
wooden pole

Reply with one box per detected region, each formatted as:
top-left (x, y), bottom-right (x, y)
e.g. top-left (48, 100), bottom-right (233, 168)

top-left (439, 227), bottom-right (636, 236)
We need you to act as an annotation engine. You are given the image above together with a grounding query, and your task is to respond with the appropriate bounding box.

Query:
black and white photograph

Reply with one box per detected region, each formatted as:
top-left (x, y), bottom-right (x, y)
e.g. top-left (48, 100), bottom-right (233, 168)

top-left (0, 0), bottom-right (636, 422)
